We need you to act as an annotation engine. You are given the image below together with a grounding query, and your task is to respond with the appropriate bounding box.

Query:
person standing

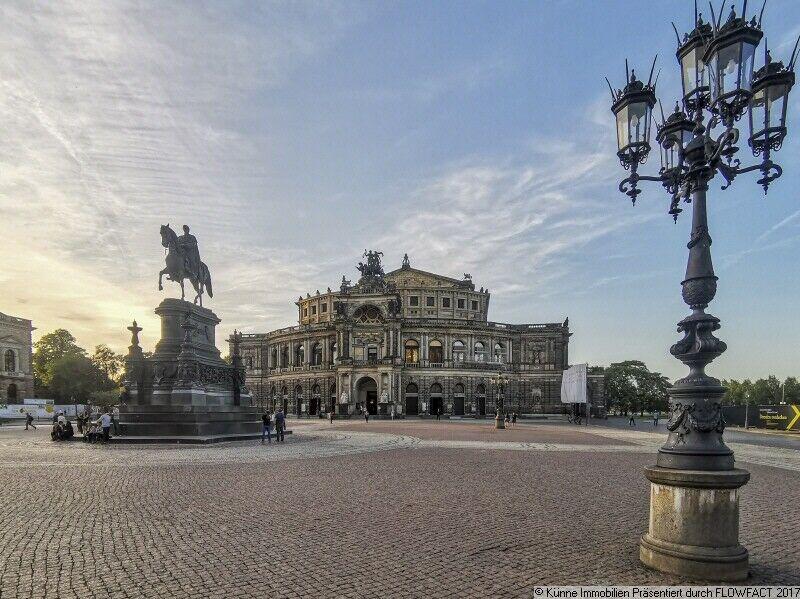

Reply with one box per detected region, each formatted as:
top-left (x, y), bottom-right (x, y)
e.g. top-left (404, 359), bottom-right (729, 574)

top-left (364, 408), bottom-right (369, 423)
top-left (629, 413), bottom-right (636, 427)
top-left (436, 408), bottom-right (441, 421)
top-left (25, 412), bottom-right (36, 431)
top-left (112, 406), bottom-right (120, 435)
top-left (261, 411), bottom-right (272, 445)
top-left (653, 410), bottom-right (660, 427)
top-left (100, 410), bottom-right (112, 443)
top-left (512, 412), bottom-right (517, 427)
top-left (275, 409), bottom-right (285, 442)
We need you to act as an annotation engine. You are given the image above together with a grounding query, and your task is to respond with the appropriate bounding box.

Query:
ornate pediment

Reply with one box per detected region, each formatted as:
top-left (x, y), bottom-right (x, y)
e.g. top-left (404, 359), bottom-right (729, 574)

top-left (0, 334), bottom-right (25, 346)
top-left (385, 268), bottom-right (472, 290)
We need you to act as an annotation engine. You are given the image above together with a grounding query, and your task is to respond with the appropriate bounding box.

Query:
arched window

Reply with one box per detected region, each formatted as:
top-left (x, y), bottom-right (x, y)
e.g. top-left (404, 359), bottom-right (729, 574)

top-left (330, 341), bottom-right (337, 364)
top-left (428, 340), bottom-right (443, 364)
top-left (312, 384), bottom-right (321, 397)
top-left (476, 383), bottom-right (486, 396)
top-left (494, 342), bottom-right (506, 363)
top-left (311, 343), bottom-right (322, 366)
top-left (430, 383), bottom-right (443, 395)
top-left (295, 385), bottom-right (303, 397)
top-left (367, 345), bottom-right (378, 363)
top-left (281, 385), bottom-right (288, 397)
top-left (245, 356), bottom-right (253, 370)
top-left (452, 340), bottom-right (466, 362)
top-left (404, 339), bottom-right (419, 364)
top-left (474, 342), bottom-right (486, 362)
top-left (454, 383), bottom-right (465, 395)
top-left (406, 383), bottom-right (419, 394)
top-left (4, 350), bottom-right (15, 372)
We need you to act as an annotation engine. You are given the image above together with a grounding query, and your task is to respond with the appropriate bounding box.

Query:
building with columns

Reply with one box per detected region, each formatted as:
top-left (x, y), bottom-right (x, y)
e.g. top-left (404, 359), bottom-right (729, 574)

top-left (234, 252), bottom-right (602, 417)
top-left (0, 312), bottom-right (35, 403)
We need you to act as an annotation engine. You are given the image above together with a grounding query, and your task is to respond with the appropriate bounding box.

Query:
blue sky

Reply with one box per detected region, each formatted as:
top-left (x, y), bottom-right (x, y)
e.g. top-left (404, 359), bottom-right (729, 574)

top-left (1, 0), bottom-right (799, 381)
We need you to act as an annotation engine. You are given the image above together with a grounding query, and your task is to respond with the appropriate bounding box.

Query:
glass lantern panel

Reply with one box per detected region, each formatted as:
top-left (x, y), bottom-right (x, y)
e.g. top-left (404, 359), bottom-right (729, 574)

top-left (680, 127), bottom-right (695, 146)
top-left (616, 108), bottom-right (629, 151)
top-left (750, 87), bottom-right (767, 135)
top-left (627, 102), bottom-right (649, 145)
top-left (661, 141), bottom-right (677, 171)
top-left (681, 47), bottom-right (708, 99)
top-left (740, 42), bottom-right (756, 91)
top-left (767, 83), bottom-right (790, 129)
top-left (713, 42), bottom-right (742, 99)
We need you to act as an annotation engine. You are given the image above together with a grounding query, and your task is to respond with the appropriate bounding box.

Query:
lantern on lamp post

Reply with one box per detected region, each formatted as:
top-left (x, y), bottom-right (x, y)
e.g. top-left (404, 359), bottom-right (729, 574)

top-left (606, 1), bottom-right (797, 582)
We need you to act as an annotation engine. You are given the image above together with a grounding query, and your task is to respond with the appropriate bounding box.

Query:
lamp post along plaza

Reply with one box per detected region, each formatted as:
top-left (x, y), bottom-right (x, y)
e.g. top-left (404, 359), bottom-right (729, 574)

top-left (608, 2), bottom-right (797, 582)
top-left (492, 372), bottom-right (508, 429)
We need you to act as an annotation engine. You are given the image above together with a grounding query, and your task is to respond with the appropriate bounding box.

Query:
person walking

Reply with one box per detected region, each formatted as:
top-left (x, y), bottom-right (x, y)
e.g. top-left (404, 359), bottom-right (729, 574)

top-left (512, 412), bottom-right (517, 427)
top-left (100, 410), bottom-right (112, 443)
top-left (653, 410), bottom-right (660, 427)
top-left (628, 413), bottom-right (636, 427)
top-left (25, 412), bottom-right (36, 431)
top-left (363, 408), bottom-right (369, 423)
top-left (436, 408), bottom-right (441, 421)
top-left (275, 409), bottom-right (285, 442)
top-left (261, 410), bottom-right (273, 444)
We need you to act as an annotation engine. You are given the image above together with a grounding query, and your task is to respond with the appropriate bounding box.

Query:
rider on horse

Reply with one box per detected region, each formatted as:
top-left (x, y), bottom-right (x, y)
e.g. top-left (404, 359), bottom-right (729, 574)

top-left (177, 225), bottom-right (201, 281)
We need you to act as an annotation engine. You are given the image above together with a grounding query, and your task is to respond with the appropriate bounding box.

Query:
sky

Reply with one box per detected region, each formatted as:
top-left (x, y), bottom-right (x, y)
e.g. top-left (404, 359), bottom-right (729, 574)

top-left (1, 0), bottom-right (799, 382)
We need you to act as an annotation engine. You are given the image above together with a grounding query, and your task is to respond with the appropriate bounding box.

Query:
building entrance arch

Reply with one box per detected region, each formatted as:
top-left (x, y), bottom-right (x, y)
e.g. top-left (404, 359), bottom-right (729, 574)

top-left (356, 376), bottom-right (378, 415)
top-left (405, 383), bottom-right (419, 416)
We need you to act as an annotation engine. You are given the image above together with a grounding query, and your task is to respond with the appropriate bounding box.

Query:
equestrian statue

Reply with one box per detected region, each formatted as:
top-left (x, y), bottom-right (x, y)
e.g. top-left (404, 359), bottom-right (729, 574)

top-left (158, 224), bottom-right (213, 306)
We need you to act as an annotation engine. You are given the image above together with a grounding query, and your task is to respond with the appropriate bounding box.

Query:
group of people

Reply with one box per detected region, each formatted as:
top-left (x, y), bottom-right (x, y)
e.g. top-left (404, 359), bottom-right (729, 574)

top-left (504, 411), bottom-right (519, 426)
top-left (261, 408), bottom-right (286, 444)
top-left (44, 409), bottom-right (114, 443)
top-left (627, 411), bottom-right (661, 427)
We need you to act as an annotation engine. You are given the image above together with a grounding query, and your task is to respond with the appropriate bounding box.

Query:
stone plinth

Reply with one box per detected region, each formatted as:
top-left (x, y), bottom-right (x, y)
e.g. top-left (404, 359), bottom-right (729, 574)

top-left (640, 465), bottom-right (750, 581)
top-left (119, 299), bottom-right (260, 442)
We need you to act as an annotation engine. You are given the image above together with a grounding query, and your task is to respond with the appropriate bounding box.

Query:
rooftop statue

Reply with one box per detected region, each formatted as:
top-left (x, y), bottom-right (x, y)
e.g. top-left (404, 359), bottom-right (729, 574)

top-left (158, 224), bottom-right (213, 306)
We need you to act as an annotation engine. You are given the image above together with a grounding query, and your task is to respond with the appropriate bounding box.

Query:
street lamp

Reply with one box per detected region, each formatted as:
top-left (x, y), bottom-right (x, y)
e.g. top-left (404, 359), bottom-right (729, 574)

top-left (608, 2), bottom-right (798, 582)
top-left (492, 372), bottom-right (508, 430)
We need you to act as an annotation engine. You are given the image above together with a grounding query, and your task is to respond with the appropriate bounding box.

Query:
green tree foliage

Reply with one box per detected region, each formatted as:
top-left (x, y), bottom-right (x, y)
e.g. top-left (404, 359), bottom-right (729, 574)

top-left (33, 329), bottom-right (119, 401)
top-left (603, 360), bottom-right (670, 415)
top-left (48, 354), bottom-right (105, 402)
top-left (32, 329), bottom-right (85, 393)
top-left (722, 376), bottom-right (799, 405)
top-left (91, 344), bottom-right (124, 386)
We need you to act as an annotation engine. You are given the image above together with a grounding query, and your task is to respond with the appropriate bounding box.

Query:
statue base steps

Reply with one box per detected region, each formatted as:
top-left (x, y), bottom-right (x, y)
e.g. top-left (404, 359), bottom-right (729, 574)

top-left (119, 404), bottom-right (261, 439)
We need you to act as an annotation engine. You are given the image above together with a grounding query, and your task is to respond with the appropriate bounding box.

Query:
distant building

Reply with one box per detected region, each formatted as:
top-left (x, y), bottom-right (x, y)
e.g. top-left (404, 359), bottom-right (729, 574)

top-left (0, 312), bottom-right (35, 403)
top-left (234, 252), bottom-right (603, 417)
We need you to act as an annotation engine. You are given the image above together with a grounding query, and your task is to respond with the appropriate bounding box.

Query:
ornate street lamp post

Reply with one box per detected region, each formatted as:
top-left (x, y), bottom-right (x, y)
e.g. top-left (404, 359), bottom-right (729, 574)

top-left (492, 372), bottom-right (508, 429)
top-left (608, 3), bottom-right (797, 582)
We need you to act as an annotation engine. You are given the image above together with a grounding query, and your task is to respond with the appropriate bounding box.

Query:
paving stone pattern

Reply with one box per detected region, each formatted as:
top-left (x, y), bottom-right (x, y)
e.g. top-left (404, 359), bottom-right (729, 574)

top-left (0, 422), bottom-right (798, 598)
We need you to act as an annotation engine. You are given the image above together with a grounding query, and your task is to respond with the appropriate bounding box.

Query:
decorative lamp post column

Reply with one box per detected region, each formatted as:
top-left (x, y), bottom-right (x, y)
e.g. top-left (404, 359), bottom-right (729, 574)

top-left (607, 4), bottom-right (797, 582)
top-left (492, 372), bottom-right (508, 429)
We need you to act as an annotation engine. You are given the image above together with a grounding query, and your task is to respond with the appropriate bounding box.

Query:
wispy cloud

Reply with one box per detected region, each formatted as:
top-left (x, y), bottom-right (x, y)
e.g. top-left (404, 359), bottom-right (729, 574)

top-left (0, 0), bottom-right (360, 350)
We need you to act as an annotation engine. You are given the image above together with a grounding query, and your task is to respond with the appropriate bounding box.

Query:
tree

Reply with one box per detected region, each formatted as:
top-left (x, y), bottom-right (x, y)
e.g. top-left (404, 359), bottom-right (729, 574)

top-left (604, 360), bottom-right (670, 415)
top-left (91, 344), bottom-right (124, 385)
top-left (783, 377), bottom-right (800, 404)
top-left (48, 354), bottom-right (105, 403)
top-left (33, 329), bottom-right (86, 396)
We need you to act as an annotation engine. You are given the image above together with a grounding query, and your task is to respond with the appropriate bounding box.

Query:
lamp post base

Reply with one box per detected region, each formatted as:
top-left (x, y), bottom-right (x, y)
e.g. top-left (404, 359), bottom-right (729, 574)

top-left (640, 465), bottom-right (750, 582)
top-left (495, 414), bottom-right (505, 429)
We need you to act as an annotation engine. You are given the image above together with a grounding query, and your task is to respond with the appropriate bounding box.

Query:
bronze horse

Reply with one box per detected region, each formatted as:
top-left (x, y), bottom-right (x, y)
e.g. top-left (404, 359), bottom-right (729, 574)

top-left (158, 224), bottom-right (213, 305)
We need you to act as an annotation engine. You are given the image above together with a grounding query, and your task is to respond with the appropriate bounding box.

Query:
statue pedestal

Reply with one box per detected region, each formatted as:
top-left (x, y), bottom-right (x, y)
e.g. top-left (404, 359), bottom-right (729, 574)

top-left (119, 299), bottom-right (260, 442)
top-left (640, 466), bottom-right (750, 582)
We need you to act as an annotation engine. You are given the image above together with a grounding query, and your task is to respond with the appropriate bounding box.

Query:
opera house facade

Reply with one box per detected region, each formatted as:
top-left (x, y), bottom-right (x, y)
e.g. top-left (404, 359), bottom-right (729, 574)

top-left (235, 252), bottom-right (603, 417)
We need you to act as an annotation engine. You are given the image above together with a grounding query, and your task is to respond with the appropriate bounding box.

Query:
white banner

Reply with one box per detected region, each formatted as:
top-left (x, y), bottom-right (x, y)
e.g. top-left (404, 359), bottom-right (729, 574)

top-left (560, 363), bottom-right (588, 404)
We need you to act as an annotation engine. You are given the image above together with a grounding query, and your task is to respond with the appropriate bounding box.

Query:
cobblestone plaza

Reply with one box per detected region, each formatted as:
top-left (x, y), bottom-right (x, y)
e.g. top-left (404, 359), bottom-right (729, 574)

top-left (0, 420), bottom-right (798, 597)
